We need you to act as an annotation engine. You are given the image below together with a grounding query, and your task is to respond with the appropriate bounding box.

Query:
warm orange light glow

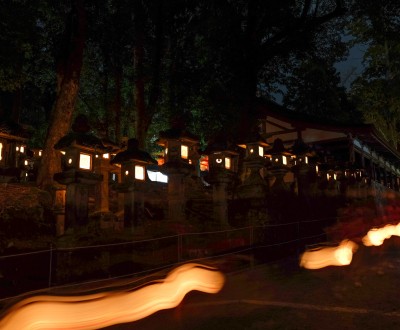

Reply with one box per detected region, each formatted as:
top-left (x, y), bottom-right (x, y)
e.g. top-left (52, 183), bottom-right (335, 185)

top-left (20, 146), bottom-right (24, 153)
top-left (362, 223), bottom-right (400, 246)
top-left (299, 240), bottom-right (358, 270)
top-left (258, 146), bottom-right (264, 157)
top-left (181, 145), bottom-right (188, 159)
top-left (134, 165), bottom-right (145, 180)
top-left (0, 263), bottom-right (224, 330)
top-left (0, 142), bottom-right (2, 161)
top-left (282, 155), bottom-right (287, 165)
top-left (103, 153), bottom-right (109, 159)
top-left (225, 157), bottom-right (231, 169)
top-left (24, 160), bottom-right (28, 166)
top-left (38, 150), bottom-right (42, 157)
top-left (79, 153), bottom-right (91, 170)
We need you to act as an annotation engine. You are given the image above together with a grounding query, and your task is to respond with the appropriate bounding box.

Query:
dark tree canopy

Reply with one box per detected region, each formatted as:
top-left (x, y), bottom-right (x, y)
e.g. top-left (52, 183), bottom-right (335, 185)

top-left (4, 0), bottom-right (396, 186)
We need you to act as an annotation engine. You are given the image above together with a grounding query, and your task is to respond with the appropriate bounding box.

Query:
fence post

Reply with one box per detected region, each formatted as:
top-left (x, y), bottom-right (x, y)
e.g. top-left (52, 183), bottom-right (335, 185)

top-left (250, 226), bottom-right (254, 268)
top-left (48, 244), bottom-right (53, 288)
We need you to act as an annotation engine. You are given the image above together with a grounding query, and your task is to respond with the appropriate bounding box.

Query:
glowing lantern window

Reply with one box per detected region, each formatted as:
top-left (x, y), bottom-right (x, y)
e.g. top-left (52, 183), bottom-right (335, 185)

top-left (316, 165), bottom-right (319, 173)
top-left (282, 156), bottom-right (287, 165)
top-left (249, 148), bottom-right (254, 154)
top-left (305, 156), bottom-right (309, 164)
top-left (258, 146), bottom-right (264, 157)
top-left (216, 158), bottom-right (223, 164)
top-left (16, 146), bottom-right (19, 151)
top-left (125, 170), bottom-right (129, 176)
top-left (20, 146), bottom-right (24, 153)
top-left (61, 151), bottom-right (66, 155)
top-left (68, 158), bottom-right (72, 165)
top-left (103, 153), bottom-right (109, 159)
top-left (181, 145), bottom-right (188, 159)
top-left (135, 165), bottom-right (145, 180)
top-left (225, 157), bottom-right (231, 170)
top-left (165, 148), bottom-right (168, 155)
top-left (79, 153), bottom-right (92, 170)
top-left (24, 160), bottom-right (28, 166)
top-left (39, 150), bottom-right (42, 157)
top-left (0, 142), bottom-right (2, 160)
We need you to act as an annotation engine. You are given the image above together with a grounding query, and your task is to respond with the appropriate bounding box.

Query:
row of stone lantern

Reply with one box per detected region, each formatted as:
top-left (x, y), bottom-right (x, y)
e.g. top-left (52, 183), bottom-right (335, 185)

top-left (55, 115), bottom-right (383, 234)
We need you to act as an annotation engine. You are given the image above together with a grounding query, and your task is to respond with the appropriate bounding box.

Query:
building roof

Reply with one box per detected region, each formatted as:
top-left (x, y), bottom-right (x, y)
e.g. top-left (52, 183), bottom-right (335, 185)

top-left (255, 98), bottom-right (400, 165)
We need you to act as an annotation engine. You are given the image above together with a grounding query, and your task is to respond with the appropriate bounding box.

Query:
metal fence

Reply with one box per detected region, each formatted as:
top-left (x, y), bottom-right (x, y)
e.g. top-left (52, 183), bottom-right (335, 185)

top-left (0, 216), bottom-right (334, 302)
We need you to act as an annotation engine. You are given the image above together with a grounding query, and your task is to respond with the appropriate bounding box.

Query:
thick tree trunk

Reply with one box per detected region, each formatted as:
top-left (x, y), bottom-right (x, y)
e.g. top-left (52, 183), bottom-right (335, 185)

top-left (36, 0), bottom-right (86, 189)
top-left (133, 0), bottom-right (163, 149)
top-left (114, 67), bottom-right (122, 145)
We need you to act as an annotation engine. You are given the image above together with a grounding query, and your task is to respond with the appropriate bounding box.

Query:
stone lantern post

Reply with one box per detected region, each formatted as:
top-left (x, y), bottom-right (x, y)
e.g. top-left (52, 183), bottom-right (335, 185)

top-left (53, 115), bottom-right (110, 232)
top-left (265, 138), bottom-right (293, 193)
top-left (110, 138), bottom-right (157, 232)
top-left (156, 125), bottom-right (200, 223)
top-left (204, 135), bottom-right (239, 228)
top-left (290, 138), bottom-right (313, 197)
top-left (237, 132), bottom-right (270, 200)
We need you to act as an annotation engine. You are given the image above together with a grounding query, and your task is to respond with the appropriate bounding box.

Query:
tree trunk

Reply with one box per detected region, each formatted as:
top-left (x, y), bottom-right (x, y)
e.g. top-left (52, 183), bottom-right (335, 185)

top-left (133, 0), bottom-right (163, 149)
top-left (114, 66), bottom-right (122, 145)
top-left (36, 0), bottom-right (86, 189)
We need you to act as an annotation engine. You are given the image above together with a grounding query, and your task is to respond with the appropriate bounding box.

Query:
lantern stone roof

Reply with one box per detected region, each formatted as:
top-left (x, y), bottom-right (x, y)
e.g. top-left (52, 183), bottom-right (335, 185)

top-left (54, 115), bottom-right (110, 152)
top-left (266, 138), bottom-right (292, 156)
top-left (54, 132), bottom-right (110, 151)
top-left (203, 132), bottom-right (240, 155)
top-left (157, 127), bottom-right (199, 145)
top-left (0, 119), bottom-right (30, 140)
top-left (110, 138), bottom-right (157, 165)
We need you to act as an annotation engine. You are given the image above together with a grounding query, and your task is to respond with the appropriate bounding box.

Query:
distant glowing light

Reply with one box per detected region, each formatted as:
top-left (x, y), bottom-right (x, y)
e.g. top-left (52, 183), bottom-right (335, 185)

top-left (103, 153), bottom-right (109, 159)
top-left (147, 171), bottom-right (168, 183)
top-left (282, 155), bottom-right (287, 165)
top-left (0, 263), bottom-right (224, 330)
top-left (300, 240), bottom-right (358, 270)
top-left (258, 146), bottom-right (264, 157)
top-left (38, 150), bottom-right (42, 157)
top-left (20, 146), bottom-right (24, 153)
top-left (0, 142), bottom-right (2, 160)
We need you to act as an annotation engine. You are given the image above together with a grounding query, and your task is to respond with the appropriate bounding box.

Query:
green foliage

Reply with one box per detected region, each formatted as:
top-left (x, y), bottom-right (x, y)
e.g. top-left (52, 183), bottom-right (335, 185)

top-left (348, 0), bottom-right (400, 146)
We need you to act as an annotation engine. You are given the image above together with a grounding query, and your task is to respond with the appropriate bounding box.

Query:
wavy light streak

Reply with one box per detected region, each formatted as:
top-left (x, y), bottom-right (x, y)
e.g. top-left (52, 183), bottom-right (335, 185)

top-left (299, 240), bottom-right (358, 270)
top-left (0, 263), bottom-right (225, 330)
top-left (362, 223), bottom-right (400, 246)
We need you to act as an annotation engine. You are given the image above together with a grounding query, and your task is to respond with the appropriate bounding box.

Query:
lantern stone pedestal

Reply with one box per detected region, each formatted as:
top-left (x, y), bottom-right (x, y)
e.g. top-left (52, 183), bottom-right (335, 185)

top-left (237, 157), bottom-right (268, 200)
top-left (161, 162), bottom-right (192, 224)
top-left (208, 169), bottom-right (234, 228)
top-left (54, 169), bottom-right (103, 231)
top-left (292, 164), bottom-right (312, 198)
top-left (269, 167), bottom-right (289, 193)
top-left (113, 181), bottom-right (146, 233)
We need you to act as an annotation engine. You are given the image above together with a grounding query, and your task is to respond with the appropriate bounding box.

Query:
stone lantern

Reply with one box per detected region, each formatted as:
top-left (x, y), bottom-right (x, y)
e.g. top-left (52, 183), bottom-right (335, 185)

top-left (237, 131), bottom-right (270, 200)
top-left (204, 134), bottom-right (239, 228)
top-left (156, 124), bottom-right (200, 223)
top-left (265, 138), bottom-right (293, 192)
top-left (290, 138), bottom-right (313, 197)
top-left (54, 115), bottom-right (110, 232)
top-left (110, 138), bottom-right (157, 231)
